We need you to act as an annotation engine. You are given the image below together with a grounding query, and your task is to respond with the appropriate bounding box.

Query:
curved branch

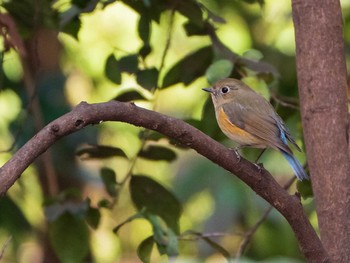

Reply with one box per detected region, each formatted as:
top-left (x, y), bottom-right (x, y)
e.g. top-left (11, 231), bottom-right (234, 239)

top-left (0, 100), bottom-right (328, 261)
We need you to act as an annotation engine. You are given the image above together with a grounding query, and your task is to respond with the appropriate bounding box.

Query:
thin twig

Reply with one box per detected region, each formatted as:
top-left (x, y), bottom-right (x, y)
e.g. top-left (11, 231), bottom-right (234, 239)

top-left (0, 235), bottom-right (12, 261)
top-left (180, 231), bottom-right (233, 262)
top-left (159, 8), bottom-right (176, 77)
top-left (234, 176), bottom-right (296, 260)
top-left (270, 90), bottom-right (300, 110)
top-left (119, 137), bottom-right (148, 186)
top-left (234, 207), bottom-right (273, 261)
top-left (120, 6), bottom-right (176, 184)
top-left (179, 231), bottom-right (240, 241)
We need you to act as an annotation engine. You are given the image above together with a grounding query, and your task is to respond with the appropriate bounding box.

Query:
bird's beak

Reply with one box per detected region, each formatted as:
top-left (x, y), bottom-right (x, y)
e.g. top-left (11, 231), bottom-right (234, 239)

top-left (202, 87), bottom-right (213, 93)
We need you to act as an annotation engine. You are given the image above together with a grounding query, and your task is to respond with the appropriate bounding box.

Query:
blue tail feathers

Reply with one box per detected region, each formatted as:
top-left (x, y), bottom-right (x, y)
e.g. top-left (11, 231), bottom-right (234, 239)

top-left (281, 151), bottom-right (309, 181)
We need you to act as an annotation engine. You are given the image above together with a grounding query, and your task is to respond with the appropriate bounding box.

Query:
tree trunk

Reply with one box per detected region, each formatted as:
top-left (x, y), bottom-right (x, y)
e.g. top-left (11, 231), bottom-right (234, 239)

top-left (292, 1), bottom-right (350, 261)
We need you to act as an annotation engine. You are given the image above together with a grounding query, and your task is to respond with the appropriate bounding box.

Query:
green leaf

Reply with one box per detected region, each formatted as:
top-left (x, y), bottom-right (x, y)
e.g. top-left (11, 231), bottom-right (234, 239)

top-left (206, 59), bottom-right (234, 85)
top-left (98, 198), bottom-right (112, 209)
top-left (105, 54), bottom-right (121, 84)
top-left (76, 144), bottom-right (127, 159)
top-left (114, 90), bottom-right (148, 102)
top-left (101, 0), bottom-right (117, 8)
top-left (0, 196), bottom-right (31, 235)
top-left (139, 44), bottom-right (152, 58)
top-left (297, 180), bottom-right (313, 199)
top-left (243, 49), bottom-right (264, 61)
top-left (147, 214), bottom-right (168, 246)
top-left (162, 46), bottom-right (213, 88)
top-left (130, 175), bottom-right (182, 233)
top-left (139, 145), bottom-right (177, 162)
top-left (136, 68), bottom-right (159, 90)
top-left (61, 16), bottom-right (81, 39)
top-left (138, 15), bottom-right (151, 43)
top-left (183, 20), bottom-right (208, 36)
top-left (119, 55), bottom-right (139, 74)
top-left (72, 0), bottom-right (88, 8)
top-left (139, 130), bottom-right (164, 141)
top-left (121, 0), bottom-right (163, 22)
top-left (86, 206), bottom-right (100, 229)
top-left (201, 4), bottom-right (226, 24)
top-left (48, 212), bottom-right (89, 263)
top-left (176, 1), bottom-right (203, 26)
top-left (147, 214), bottom-right (178, 256)
top-left (100, 168), bottom-right (119, 197)
top-left (139, 131), bottom-right (189, 149)
top-left (137, 236), bottom-right (154, 263)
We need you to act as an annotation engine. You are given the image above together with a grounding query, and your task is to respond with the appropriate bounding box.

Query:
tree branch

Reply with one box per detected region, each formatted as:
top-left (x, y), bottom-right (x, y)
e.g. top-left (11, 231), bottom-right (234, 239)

top-left (0, 100), bottom-right (328, 262)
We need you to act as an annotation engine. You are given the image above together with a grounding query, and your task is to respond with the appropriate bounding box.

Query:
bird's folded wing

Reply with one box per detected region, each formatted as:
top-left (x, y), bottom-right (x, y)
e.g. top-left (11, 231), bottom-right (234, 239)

top-left (222, 102), bottom-right (293, 154)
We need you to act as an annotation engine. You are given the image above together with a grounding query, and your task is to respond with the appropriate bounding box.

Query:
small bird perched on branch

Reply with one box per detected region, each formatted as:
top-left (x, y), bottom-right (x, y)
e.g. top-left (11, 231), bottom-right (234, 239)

top-left (203, 78), bottom-right (308, 181)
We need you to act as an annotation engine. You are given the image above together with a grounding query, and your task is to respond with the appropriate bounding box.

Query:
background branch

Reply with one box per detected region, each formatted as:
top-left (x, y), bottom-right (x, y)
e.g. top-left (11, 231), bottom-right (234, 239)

top-left (0, 100), bottom-right (328, 262)
top-left (235, 176), bottom-right (296, 260)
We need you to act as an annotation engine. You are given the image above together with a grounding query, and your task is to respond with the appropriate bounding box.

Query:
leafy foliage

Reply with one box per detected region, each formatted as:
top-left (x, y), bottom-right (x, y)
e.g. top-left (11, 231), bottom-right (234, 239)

top-left (100, 168), bottom-right (120, 197)
top-left (76, 144), bottom-right (127, 159)
top-left (119, 54), bottom-right (139, 74)
top-left (48, 212), bottom-right (90, 262)
top-left (297, 180), bottom-right (314, 199)
top-left (138, 145), bottom-right (177, 162)
top-left (44, 195), bottom-right (91, 262)
top-left (114, 89), bottom-right (148, 102)
top-left (162, 46), bottom-right (214, 88)
top-left (130, 175), bottom-right (182, 234)
top-left (137, 236), bottom-right (154, 263)
top-left (136, 68), bottom-right (159, 90)
top-left (111, 175), bottom-right (182, 261)
top-left (0, 197), bottom-right (31, 237)
top-left (105, 54), bottom-right (122, 84)
top-left (206, 59), bottom-right (234, 85)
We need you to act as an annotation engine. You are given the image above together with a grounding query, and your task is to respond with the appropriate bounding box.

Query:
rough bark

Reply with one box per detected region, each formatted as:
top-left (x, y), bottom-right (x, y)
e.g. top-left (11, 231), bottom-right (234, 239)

top-left (292, 1), bottom-right (350, 261)
top-left (0, 101), bottom-right (329, 262)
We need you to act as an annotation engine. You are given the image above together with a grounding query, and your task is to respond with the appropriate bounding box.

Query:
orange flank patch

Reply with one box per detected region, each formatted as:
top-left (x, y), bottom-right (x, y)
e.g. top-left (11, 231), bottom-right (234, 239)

top-left (217, 107), bottom-right (261, 146)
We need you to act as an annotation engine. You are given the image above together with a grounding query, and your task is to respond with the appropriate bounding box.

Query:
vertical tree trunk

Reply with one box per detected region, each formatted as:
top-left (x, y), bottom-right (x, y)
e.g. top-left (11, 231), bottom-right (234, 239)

top-left (292, 1), bottom-right (350, 261)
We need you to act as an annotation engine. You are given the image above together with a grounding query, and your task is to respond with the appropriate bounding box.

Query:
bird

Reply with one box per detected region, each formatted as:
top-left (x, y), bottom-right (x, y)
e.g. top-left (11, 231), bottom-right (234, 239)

top-left (203, 78), bottom-right (309, 181)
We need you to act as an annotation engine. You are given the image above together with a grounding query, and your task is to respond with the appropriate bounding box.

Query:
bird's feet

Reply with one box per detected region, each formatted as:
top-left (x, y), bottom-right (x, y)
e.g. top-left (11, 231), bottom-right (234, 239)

top-left (229, 147), bottom-right (241, 161)
top-left (253, 162), bottom-right (264, 173)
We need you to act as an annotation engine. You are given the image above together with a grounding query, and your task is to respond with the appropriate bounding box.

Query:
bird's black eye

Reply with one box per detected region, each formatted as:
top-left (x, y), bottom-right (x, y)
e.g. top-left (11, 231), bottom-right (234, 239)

top-left (221, 86), bottom-right (229, 94)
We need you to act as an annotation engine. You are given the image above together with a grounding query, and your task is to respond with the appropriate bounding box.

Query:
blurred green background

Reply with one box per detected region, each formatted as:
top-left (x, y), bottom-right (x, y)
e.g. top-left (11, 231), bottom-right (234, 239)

top-left (0, 0), bottom-right (349, 262)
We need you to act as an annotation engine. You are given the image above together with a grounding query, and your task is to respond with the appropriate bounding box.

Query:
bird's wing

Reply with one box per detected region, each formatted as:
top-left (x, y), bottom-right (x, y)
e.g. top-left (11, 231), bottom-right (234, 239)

top-left (222, 101), bottom-right (293, 154)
